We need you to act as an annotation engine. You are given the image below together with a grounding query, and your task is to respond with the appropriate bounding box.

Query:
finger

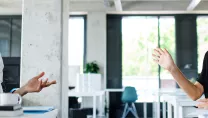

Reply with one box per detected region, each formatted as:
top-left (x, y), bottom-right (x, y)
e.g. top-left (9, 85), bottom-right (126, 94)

top-left (46, 80), bottom-right (57, 86)
top-left (197, 105), bottom-right (204, 109)
top-left (197, 105), bottom-right (208, 109)
top-left (164, 48), bottom-right (169, 54)
top-left (42, 78), bottom-right (48, 86)
top-left (45, 80), bottom-right (57, 87)
top-left (41, 78), bottom-right (48, 87)
top-left (154, 50), bottom-right (161, 56)
top-left (197, 103), bottom-right (208, 108)
top-left (35, 72), bottom-right (45, 80)
top-left (152, 54), bottom-right (160, 59)
top-left (198, 99), bottom-right (208, 102)
top-left (156, 47), bottom-right (165, 54)
top-left (153, 59), bottom-right (159, 63)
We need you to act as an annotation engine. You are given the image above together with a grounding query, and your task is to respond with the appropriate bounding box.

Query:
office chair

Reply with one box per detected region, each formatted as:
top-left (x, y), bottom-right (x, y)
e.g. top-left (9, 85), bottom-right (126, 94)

top-left (121, 86), bottom-right (139, 118)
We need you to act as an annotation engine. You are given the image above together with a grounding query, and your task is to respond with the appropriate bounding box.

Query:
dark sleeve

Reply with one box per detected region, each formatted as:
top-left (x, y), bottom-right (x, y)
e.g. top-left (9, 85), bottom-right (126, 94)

top-left (197, 51), bottom-right (208, 87)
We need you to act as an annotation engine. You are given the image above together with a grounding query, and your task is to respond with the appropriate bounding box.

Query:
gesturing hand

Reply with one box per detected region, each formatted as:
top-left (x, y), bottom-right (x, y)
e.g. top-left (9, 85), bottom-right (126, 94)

top-left (197, 99), bottom-right (208, 109)
top-left (24, 72), bottom-right (56, 93)
top-left (152, 48), bottom-right (175, 72)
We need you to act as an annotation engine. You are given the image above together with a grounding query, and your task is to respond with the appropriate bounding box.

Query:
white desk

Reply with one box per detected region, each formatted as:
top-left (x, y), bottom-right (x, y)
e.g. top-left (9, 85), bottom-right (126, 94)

top-left (161, 95), bottom-right (203, 118)
top-left (105, 88), bottom-right (188, 118)
top-left (187, 108), bottom-right (208, 118)
top-left (0, 109), bottom-right (58, 118)
top-left (152, 88), bottom-right (187, 118)
top-left (68, 91), bottom-right (105, 118)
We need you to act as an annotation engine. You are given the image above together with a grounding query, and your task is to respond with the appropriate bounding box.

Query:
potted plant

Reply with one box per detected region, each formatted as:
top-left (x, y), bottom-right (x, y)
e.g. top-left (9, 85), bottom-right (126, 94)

top-left (77, 61), bottom-right (102, 92)
top-left (84, 61), bottom-right (100, 73)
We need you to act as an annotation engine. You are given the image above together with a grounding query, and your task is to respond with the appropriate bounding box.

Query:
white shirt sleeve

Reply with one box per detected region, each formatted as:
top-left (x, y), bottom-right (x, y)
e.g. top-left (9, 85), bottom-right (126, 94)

top-left (0, 53), bottom-right (4, 93)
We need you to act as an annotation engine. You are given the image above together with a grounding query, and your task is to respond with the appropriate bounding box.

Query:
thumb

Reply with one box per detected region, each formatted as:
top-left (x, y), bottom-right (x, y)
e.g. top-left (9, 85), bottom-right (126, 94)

top-left (164, 48), bottom-right (170, 54)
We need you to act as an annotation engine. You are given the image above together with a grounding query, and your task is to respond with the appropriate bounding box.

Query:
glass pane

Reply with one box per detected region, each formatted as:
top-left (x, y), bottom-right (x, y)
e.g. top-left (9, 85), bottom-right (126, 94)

top-left (197, 16), bottom-right (208, 74)
top-left (11, 19), bottom-right (21, 57)
top-left (68, 17), bottom-right (85, 72)
top-left (0, 19), bottom-right (11, 57)
top-left (122, 16), bottom-right (158, 102)
top-left (159, 17), bottom-right (176, 88)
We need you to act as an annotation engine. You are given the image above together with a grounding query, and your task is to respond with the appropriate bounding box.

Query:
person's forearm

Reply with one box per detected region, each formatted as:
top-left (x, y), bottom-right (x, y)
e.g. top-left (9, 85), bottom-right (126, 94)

top-left (13, 85), bottom-right (28, 97)
top-left (169, 64), bottom-right (201, 100)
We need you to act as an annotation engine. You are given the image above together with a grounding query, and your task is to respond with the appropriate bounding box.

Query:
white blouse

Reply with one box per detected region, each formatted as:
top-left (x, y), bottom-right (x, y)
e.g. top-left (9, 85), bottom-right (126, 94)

top-left (0, 53), bottom-right (4, 93)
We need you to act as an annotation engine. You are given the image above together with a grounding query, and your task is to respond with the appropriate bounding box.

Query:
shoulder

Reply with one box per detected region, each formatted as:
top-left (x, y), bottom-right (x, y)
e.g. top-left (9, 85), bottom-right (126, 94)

top-left (205, 51), bottom-right (208, 58)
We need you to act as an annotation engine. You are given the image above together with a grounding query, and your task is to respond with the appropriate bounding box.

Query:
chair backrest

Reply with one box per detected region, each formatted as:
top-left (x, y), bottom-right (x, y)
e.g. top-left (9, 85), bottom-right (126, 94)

top-left (122, 86), bottom-right (138, 103)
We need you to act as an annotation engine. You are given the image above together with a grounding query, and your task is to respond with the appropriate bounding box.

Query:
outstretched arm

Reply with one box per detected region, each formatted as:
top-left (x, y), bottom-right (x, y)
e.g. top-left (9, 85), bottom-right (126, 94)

top-left (14, 72), bottom-right (56, 96)
top-left (152, 48), bottom-right (204, 100)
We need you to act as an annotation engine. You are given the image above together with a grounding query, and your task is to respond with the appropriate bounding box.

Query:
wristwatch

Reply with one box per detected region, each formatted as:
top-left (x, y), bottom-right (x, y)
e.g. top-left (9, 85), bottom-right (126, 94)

top-left (10, 88), bottom-right (18, 93)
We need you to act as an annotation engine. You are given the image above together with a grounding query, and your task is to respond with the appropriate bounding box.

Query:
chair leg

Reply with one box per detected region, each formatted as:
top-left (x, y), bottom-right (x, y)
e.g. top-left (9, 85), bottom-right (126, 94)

top-left (131, 103), bottom-right (139, 118)
top-left (125, 108), bottom-right (131, 118)
top-left (122, 103), bottom-right (128, 118)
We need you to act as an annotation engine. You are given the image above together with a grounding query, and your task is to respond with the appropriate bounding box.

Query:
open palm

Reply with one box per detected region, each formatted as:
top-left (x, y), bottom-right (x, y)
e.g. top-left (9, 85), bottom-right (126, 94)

top-left (24, 72), bottom-right (56, 93)
top-left (152, 48), bottom-right (175, 71)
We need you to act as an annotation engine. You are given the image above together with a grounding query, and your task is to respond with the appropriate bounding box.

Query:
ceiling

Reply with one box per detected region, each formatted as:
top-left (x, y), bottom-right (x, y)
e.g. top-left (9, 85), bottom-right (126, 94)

top-left (0, 0), bottom-right (208, 14)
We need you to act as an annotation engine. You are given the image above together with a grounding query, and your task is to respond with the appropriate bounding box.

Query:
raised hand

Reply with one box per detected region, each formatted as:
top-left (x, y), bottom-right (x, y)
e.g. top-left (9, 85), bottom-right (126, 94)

top-left (152, 48), bottom-right (175, 72)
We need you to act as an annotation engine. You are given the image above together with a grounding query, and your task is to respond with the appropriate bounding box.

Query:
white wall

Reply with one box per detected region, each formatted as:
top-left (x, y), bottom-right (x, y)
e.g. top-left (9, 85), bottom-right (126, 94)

top-left (68, 66), bottom-right (80, 86)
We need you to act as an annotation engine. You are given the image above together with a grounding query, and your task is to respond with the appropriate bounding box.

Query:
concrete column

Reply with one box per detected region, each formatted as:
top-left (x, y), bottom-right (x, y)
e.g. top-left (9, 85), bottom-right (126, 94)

top-left (82, 12), bottom-right (106, 108)
top-left (21, 0), bottom-right (69, 117)
top-left (87, 12), bottom-right (107, 89)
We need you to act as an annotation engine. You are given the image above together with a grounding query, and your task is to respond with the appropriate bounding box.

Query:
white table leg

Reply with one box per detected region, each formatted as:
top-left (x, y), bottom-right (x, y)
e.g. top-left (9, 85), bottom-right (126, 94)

top-left (157, 96), bottom-right (160, 118)
top-left (178, 106), bottom-right (183, 118)
top-left (163, 101), bottom-right (166, 118)
top-left (93, 96), bottom-right (96, 118)
top-left (106, 92), bottom-right (109, 118)
top-left (152, 101), bottom-right (156, 118)
top-left (143, 102), bottom-right (147, 118)
top-left (99, 94), bottom-right (104, 115)
top-left (168, 103), bottom-right (172, 118)
top-left (174, 104), bottom-right (178, 118)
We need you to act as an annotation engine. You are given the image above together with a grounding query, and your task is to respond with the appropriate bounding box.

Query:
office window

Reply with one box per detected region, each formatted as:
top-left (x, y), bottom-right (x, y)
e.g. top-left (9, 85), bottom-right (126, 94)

top-left (122, 16), bottom-right (176, 102)
top-left (122, 16), bottom-right (158, 102)
top-left (68, 16), bottom-right (85, 72)
top-left (0, 17), bottom-right (21, 57)
top-left (11, 19), bottom-right (21, 57)
top-left (0, 19), bottom-right (11, 57)
top-left (159, 17), bottom-right (176, 88)
top-left (0, 16), bottom-right (21, 92)
top-left (197, 16), bottom-right (208, 74)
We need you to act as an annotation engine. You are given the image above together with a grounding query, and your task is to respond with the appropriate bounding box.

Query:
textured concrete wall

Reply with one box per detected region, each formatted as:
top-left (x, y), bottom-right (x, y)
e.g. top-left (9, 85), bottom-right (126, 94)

top-left (21, 0), bottom-right (62, 107)
top-left (21, 1), bottom-right (69, 118)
